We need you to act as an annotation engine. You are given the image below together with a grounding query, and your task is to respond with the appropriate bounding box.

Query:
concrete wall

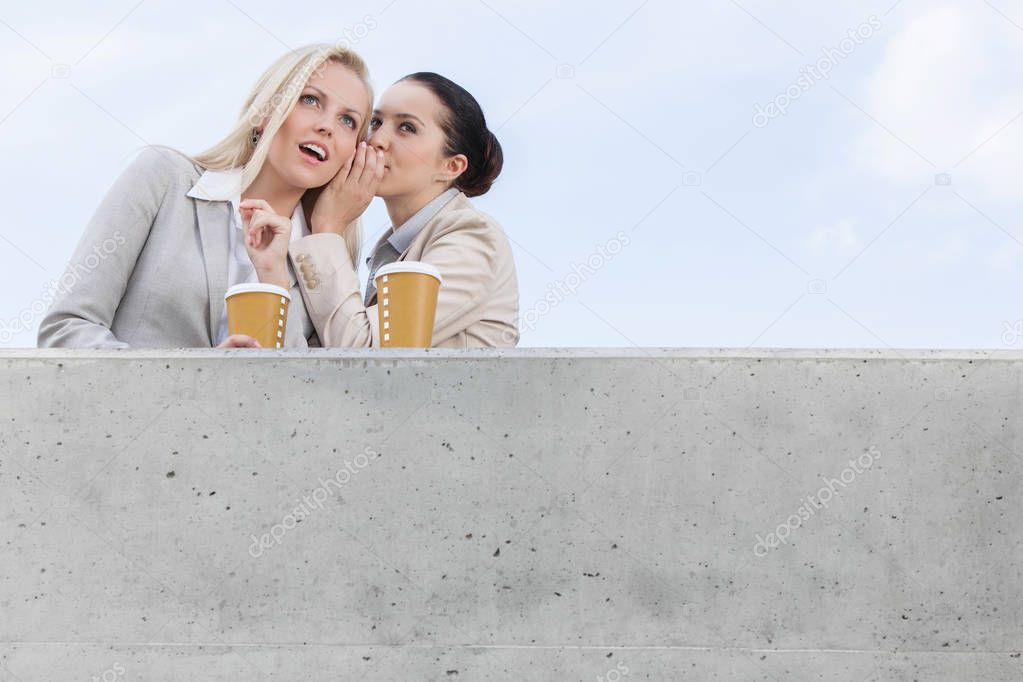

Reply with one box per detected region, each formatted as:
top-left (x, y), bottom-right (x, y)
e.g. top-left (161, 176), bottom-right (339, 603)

top-left (1, 349), bottom-right (1021, 681)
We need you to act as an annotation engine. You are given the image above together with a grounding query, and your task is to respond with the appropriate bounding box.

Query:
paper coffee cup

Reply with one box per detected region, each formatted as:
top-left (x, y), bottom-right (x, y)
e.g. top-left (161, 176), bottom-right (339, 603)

top-left (374, 262), bottom-right (442, 348)
top-left (224, 283), bottom-right (291, 349)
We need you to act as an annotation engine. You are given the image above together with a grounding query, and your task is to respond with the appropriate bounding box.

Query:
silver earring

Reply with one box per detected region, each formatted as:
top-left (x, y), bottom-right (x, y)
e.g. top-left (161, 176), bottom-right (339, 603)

top-left (251, 129), bottom-right (262, 147)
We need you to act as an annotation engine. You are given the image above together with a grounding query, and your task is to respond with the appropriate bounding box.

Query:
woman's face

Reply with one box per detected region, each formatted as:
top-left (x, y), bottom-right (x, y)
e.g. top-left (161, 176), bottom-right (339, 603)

top-left (265, 61), bottom-right (370, 190)
top-left (368, 80), bottom-right (460, 199)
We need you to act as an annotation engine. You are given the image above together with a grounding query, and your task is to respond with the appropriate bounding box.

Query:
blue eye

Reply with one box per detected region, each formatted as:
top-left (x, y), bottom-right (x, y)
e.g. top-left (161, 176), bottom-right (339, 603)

top-left (369, 117), bottom-right (381, 129)
top-left (301, 94), bottom-right (318, 106)
top-left (340, 114), bottom-right (356, 129)
top-left (400, 122), bottom-right (416, 134)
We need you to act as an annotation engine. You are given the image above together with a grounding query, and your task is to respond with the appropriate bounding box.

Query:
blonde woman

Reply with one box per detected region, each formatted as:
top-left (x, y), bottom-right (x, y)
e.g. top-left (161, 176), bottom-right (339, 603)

top-left (38, 44), bottom-right (377, 349)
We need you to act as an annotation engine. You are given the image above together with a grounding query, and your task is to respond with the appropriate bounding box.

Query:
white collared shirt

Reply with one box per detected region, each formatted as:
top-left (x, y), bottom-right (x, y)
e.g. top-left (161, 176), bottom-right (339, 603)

top-left (186, 168), bottom-right (311, 345)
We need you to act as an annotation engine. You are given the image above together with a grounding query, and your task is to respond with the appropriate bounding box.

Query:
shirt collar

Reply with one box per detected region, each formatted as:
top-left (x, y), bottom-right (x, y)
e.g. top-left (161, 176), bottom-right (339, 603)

top-left (186, 167), bottom-right (242, 203)
top-left (386, 188), bottom-right (459, 254)
top-left (187, 167), bottom-right (308, 232)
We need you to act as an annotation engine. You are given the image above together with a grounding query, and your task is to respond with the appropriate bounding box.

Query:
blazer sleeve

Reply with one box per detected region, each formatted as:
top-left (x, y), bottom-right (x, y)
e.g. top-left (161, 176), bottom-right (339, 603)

top-left (290, 213), bottom-right (498, 348)
top-left (37, 148), bottom-right (176, 349)
top-left (288, 232), bottom-right (379, 347)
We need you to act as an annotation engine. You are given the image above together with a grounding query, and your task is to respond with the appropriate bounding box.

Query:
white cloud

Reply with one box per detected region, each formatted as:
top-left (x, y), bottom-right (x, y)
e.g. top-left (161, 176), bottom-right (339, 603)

top-left (855, 4), bottom-right (1023, 199)
top-left (924, 234), bottom-right (967, 267)
top-left (808, 219), bottom-right (861, 256)
top-left (989, 238), bottom-right (1023, 272)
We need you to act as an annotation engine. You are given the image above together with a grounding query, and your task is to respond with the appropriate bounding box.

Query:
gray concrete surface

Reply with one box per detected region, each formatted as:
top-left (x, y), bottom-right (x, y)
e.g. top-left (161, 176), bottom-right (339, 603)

top-left (1, 349), bottom-right (1021, 681)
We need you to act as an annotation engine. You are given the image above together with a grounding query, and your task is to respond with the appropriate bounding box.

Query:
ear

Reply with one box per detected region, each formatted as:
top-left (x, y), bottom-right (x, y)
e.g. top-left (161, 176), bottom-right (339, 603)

top-left (439, 153), bottom-right (469, 182)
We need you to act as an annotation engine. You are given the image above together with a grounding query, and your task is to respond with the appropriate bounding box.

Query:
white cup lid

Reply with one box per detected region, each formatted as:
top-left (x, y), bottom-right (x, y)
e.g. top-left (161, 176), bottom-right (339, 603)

top-left (374, 261), bottom-right (442, 284)
top-left (224, 283), bottom-right (291, 300)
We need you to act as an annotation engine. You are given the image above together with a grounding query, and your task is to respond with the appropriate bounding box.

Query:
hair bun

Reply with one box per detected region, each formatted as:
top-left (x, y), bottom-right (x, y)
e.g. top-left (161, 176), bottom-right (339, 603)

top-left (460, 129), bottom-right (503, 197)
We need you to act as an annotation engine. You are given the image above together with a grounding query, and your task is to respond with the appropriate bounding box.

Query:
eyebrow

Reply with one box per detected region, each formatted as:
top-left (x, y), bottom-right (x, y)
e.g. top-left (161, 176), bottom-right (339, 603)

top-left (305, 85), bottom-right (363, 120)
top-left (373, 110), bottom-right (425, 126)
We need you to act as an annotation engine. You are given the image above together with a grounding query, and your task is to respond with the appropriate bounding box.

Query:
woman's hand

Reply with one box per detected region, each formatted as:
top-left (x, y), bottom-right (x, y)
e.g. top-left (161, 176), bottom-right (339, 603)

top-left (217, 334), bottom-right (261, 348)
top-left (310, 141), bottom-right (385, 235)
top-left (240, 198), bottom-right (292, 289)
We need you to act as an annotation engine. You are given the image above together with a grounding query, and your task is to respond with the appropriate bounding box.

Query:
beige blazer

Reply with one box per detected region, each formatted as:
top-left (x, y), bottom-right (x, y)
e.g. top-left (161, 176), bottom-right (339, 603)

top-left (289, 192), bottom-right (519, 348)
top-left (37, 148), bottom-right (317, 348)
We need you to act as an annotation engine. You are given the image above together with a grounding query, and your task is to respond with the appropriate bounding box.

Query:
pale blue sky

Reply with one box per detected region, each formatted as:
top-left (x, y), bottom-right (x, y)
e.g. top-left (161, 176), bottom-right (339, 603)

top-left (1, 0), bottom-right (1022, 348)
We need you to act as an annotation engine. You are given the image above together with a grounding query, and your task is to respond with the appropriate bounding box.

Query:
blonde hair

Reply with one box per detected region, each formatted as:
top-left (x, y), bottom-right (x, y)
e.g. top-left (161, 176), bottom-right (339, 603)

top-left (194, 44), bottom-right (373, 266)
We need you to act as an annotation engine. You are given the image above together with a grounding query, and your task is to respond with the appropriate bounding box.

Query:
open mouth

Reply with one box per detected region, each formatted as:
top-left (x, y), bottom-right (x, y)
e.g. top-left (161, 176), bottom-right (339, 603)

top-left (299, 143), bottom-right (327, 163)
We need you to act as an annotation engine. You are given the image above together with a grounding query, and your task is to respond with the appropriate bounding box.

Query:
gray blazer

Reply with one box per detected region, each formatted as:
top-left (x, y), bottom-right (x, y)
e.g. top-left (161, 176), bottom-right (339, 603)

top-left (37, 148), bottom-right (316, 348)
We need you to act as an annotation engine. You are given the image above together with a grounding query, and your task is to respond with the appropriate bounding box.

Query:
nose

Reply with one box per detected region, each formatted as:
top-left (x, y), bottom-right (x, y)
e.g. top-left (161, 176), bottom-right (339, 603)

top-left (369, 127), bottom-right (388, 151)
top-left (314, 113), bottom-right (332, 137)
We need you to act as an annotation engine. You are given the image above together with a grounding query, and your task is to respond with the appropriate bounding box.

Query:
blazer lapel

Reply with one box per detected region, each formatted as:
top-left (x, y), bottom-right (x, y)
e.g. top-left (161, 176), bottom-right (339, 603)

top-left (286, 253), bottom-right (299, 289)
top-left (364, 215), bottom-right (438, 307)
top-left (398, 210), bottom-right (440, 261)
top-left (195, 200), bottom-right (230, 345)
top-left (283, 253), bottom-right (308, 347)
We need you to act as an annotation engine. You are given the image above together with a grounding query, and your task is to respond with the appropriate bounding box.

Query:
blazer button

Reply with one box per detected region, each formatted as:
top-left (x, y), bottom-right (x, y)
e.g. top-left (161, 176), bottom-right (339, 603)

top-left (308, 279), bottom-right (319, 289)
top-left (295, 253), bottom-right (307, 262)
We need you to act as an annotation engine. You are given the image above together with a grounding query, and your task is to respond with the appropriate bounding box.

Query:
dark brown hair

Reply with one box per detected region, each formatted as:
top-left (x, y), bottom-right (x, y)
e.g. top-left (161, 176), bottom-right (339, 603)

top-left (400, 72), bottom-right (503, 197)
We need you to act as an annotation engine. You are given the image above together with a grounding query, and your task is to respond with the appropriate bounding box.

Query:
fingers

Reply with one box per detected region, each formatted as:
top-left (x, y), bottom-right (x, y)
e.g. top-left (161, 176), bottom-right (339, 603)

top-left (245, 213), bottom-right (272, 248)
top-left (240, 199), bottom-right (274, 245)
top-left (360, 141), bottom-right (376, 179)
top-left (246, 222), bottom-right (273, 250)
top-left (334, 154), bottom-right (355, 186)
top-left (239, 198), bottom-right (273, 213)
top-left (372, 148), bottom-right (385, 182)
top-left (246, 224), bottom-right (270, 249)
top-left (245, 210), bottom-right (291, 248)
top-left (217, 334), bottom-right (262, 348)
top-left (359, 144), bottom-right (379, 185)
top-left (346, 141), bottom-right (365, 183)
top-left (239, 200), bottom-right (275, 225)
top-left (357, 148), bottom-right (385, 197)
